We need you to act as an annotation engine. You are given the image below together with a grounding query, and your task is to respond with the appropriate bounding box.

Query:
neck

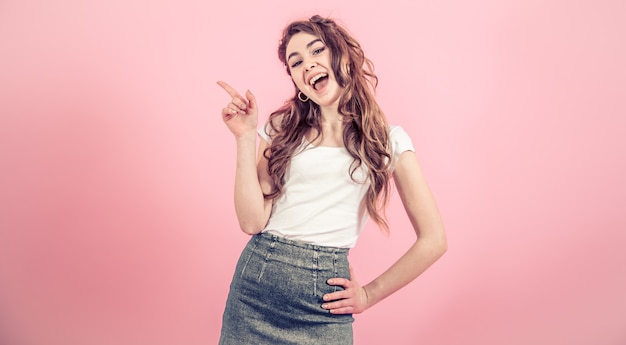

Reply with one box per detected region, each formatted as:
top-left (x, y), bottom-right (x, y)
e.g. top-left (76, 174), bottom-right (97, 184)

top-left (306, 106), bottom-right (344, 147)
top-left (319, 105), bottom-right (342, 124)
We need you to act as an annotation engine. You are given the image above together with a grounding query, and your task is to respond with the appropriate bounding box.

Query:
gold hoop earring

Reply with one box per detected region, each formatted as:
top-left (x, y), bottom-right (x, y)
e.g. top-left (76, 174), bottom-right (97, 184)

top-left (298, 91), bottom-right (309, 102)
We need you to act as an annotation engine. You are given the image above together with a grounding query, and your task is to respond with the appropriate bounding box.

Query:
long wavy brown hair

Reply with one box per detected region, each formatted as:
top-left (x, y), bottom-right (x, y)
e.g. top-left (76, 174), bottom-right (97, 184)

top-left (264, 15), bottom-right (393, 232)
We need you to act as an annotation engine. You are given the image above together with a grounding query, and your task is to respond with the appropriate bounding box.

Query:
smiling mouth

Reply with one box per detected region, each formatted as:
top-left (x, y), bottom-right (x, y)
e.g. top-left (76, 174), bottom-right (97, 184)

top-left (309, 73), bottom-right (329, 91)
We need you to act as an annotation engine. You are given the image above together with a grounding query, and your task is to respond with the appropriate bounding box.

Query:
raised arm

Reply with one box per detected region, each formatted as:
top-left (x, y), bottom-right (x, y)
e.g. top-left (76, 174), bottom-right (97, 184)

top-left (218, 81), bottom-right (274, 234)
top-left (322, 150), bottom-right (447, 314)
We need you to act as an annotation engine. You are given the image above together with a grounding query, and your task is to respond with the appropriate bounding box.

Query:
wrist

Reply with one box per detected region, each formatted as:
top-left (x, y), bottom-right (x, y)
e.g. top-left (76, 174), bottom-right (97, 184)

top-left (235, 130), bottom-right (257, 142)
top-left (362, 285), bottom-right (375, 310)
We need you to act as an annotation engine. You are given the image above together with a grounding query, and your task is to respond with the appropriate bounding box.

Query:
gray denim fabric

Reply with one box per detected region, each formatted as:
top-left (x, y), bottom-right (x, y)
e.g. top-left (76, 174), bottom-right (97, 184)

top-left (219, 232), bottom-right (354, 345)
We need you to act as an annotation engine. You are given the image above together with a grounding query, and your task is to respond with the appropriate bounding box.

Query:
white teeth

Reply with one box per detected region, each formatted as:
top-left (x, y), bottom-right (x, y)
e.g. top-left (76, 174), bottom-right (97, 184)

top-left (309, 73), bottom-right (328, 85)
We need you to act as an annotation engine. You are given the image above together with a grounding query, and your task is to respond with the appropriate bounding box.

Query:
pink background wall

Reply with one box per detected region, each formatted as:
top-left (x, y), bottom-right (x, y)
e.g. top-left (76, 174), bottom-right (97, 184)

top-left (1, 0), bottom-right (624, 344)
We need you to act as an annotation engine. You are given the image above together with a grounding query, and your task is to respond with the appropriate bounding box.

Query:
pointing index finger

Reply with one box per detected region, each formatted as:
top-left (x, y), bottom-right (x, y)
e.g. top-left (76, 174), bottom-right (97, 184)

top-left (217, 80), bottom-right (244, 100)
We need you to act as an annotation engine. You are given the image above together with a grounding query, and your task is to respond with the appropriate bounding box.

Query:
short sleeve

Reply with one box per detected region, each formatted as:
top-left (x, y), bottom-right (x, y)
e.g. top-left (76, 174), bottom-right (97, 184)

top-left (257, 121), bottom-right (272, 143)
top-left (389, 125), bottom-right (415, 171)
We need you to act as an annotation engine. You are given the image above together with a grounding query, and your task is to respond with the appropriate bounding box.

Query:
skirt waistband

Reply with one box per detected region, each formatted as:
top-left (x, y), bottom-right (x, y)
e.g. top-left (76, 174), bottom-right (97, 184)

top-left (248, 232), bottom-right (350, 270)
top-left (257, 231), bottom-right (350, 254)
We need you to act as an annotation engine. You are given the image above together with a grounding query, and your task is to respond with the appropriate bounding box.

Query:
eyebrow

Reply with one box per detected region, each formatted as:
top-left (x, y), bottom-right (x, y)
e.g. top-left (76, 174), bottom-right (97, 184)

top-left (287, 38), bottom-right (323, 61)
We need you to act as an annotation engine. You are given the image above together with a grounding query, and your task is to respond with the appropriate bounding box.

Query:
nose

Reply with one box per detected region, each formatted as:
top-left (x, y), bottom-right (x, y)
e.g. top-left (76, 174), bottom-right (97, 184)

top-left (304, 60), bottom-right (317, 71)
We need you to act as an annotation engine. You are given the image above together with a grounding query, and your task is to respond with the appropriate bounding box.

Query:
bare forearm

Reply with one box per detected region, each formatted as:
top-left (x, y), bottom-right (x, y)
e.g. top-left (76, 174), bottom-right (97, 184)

top-left (233, 132), bottom-right (266, 234)
top-left (363, 233), bottom-right (447, 308)
top-left (363, 151), bottom-right (449, 309)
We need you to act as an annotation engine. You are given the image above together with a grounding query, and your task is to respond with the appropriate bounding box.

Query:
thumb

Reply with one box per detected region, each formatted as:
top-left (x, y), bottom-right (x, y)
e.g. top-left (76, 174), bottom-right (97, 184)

top-left (245, 90), bottom-right (257, 110)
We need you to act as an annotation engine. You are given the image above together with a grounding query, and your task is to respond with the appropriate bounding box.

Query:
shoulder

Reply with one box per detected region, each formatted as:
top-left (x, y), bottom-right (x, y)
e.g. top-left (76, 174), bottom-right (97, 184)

top-left (387, 125), bottom-right (415, 170)
top-left (388, 125), bottom-right (414, 151)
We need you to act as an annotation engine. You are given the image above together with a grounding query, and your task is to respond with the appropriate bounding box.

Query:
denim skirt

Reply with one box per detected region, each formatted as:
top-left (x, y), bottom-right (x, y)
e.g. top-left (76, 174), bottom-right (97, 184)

top-left (219, 232), bottom-right (354, 345)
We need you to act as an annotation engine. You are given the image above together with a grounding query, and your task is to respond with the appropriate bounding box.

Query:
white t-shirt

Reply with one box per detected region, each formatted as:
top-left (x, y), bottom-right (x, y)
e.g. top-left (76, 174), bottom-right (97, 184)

top-left (258, 125), bottom-right (415, 248)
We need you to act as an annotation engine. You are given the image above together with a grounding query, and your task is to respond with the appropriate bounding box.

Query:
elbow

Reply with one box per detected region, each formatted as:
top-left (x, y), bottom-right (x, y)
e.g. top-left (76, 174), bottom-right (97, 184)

top-left (418, 224), bottom-right (447, 258)
top-left (239, 224), bottom-right (263, 235)
top-left (439, 235), bottom-right (448, 256)
top-left (235, 208), bottom-right (269, 235)
top-left (238, 219), bottom-right (266, 235)
top-left (435, 227), bottom-right (448, 257)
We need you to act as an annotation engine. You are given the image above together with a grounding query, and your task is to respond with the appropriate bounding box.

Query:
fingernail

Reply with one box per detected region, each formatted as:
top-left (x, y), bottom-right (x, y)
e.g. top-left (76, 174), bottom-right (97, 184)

top-left (327, 279), bottom-right (333, 284)
top-left (322, 304), bottom-right (328, 309)
top-left (323, 295), bottom-right (329, 301)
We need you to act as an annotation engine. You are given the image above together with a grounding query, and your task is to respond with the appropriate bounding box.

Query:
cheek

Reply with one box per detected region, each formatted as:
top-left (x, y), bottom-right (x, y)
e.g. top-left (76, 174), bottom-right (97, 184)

top-left (292, 76), bottom-right (306, 89)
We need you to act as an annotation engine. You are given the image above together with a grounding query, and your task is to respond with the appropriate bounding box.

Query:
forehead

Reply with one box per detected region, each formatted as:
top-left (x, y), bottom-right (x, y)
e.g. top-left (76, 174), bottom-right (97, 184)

top-left (285, 32), bottom-right (322, 59)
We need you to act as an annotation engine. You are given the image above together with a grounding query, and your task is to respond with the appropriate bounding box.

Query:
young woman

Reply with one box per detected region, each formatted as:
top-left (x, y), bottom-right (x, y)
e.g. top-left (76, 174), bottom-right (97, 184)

top-left (217, 14), bottom-right (447, 345)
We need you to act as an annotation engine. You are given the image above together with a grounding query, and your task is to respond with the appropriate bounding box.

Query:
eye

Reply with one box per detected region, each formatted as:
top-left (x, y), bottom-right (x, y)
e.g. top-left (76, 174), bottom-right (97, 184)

top-left (290, 60), bottom-right (302, 68)
top-left (312, 47), bottom-right (325, 55)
